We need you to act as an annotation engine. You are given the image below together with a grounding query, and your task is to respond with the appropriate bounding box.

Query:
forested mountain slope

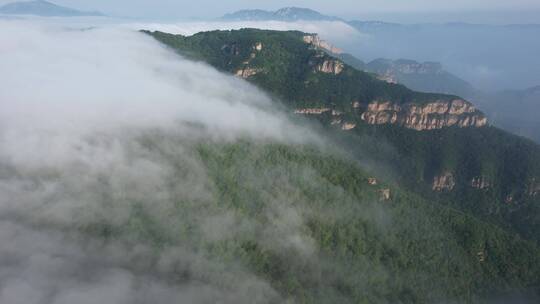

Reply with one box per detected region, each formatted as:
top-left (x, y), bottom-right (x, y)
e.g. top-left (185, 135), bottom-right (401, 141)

top-left (145, 29), bottom-right (540, 245)
top-left (92, 138), bottom-right (540, 303)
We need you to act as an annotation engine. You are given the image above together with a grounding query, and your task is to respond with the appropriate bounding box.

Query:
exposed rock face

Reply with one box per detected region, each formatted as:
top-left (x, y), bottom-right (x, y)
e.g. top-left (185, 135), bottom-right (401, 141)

top-left (527, 178), bottom-right (540, 196)
top-left (303, 34), bottom-right (343, 54)
top-left (433, 173), bottom-right (456, 191)
top-left (341, 122), bottom-right (356, 130)
top-left (471, 176), bottom-right (491, 189)
top-left (294, 108), bottom-right (331, 114)
top-left (368, 59), bottom-right (444, 82)
top-left (331, 118), bottom-right (342, 125)
top-left (393, 61), bottom-right (443, 75)
top-left (360, 99), bottom-right (488, 130)
top-left (253, 42), bottom-right (263, 51)
top-left (379, 188), bottom-right (391, 201)
top-left (477, 251), bottom-right (486, 263)
top-left (377, 74), bottom-right (398, 84)
top-left (316, 59), bottom-right (344, 74)
top-left (235, 67), bottom-right (261, 78)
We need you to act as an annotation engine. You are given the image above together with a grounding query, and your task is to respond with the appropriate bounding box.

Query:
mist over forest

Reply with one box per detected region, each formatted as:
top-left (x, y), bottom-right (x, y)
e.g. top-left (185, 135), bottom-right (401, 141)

top-left (1, 1), bottom-right (539, 303)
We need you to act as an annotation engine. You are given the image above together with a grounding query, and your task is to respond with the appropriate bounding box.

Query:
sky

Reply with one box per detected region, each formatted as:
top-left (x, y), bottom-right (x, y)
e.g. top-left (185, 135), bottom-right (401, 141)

top-left (1, 0), bottom-right (540, 23)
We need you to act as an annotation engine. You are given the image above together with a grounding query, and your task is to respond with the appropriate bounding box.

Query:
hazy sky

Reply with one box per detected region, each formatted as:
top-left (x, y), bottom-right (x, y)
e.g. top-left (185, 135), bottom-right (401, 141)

top-left (1, 0), bottom-right (539, 23)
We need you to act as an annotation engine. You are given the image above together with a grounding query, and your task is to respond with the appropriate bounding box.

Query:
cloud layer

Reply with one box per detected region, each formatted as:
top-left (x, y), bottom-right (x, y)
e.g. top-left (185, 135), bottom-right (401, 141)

top-left (127, 20), bottom-right (363, 44)
top-left (0, 20), bottom-right (322, 304)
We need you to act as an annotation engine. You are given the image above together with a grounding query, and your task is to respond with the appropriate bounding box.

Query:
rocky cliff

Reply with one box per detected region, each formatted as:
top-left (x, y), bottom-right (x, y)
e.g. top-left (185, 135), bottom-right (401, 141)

top-left (433, 172), bottom-right (456, 191)
top-left (233, 42), bottom-right (264, 78)
top-left (471, 176), bottom-right (491, 190)
top-left (147, 29), bottom-right (540, 248)
top-left (316, 59), bottom-right (344, 74)
top-left (235, 67), bottom-right (262, 78)
top-left (220, 35), bottom-right (485, 132)
top-left (303, 34), bottom-right (343, 54)
top-left (360, 99), bottom-right (487, 130)
top-left (359, 58), bottom-right (476, 98)
top-left (367, 59), bottom-right (445, 84)
top-left (376, 59), bottom-right (444, 75)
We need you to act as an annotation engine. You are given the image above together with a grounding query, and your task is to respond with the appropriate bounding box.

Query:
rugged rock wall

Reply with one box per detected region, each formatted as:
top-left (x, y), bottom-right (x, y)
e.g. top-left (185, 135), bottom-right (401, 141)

top-left (341, 122), bottom-right (356, 130)
top-left (235, 67), bottom-right (261, 78)
top-left (379, 188), bottom-right (391, 201)
top-left (392, 61), bottom-right (443, 75)
top-left (369, 59), bottom-right (444, 84)
top-left (360, 99), bottom-right (488, 130)
top-left (471, 176), bottom-right (491, 190)
top-left (294, 108), bottom-right (331, 114)
top-left (433, 173), bottom-right (456, 191)
top-left (377, 74), bottom-right (398, 84)
top-left (316, 59), bottom-right (344, 74)
top-left (303, 34), bottom-right (343, 54)
top-left (234, 42), bottom-right (264, 78)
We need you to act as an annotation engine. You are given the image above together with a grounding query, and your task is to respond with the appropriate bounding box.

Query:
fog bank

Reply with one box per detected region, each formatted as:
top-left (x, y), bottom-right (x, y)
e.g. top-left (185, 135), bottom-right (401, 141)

top-left (0, 20), bottom-right (321, 303)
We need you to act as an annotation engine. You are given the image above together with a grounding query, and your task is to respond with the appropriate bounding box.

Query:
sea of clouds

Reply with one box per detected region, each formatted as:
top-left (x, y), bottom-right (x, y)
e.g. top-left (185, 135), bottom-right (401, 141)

top-left (0, 18), bottom-right (337, 303)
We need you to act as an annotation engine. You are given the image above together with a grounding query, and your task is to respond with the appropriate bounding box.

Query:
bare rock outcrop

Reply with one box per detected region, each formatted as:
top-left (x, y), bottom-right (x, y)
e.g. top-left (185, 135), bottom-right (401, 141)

top-left (316, 59), bottom-right (344, 75)
top-left (303, 34), bottom-right (343, 54)
top-left (361, 99), bottom-right (488, 130)
top-left (294, 108), bottom-right (331, 115)
top-left (341, 122), bottom-right (356, 130)
top-left (392, 61), bottom-right (443, 75)
top-left (235, 67), bottom-right (262, 78)
top-left (471, 176), bottom-right (491, 189)
top-left (433, 172), bottom-right (456, 192)
top-left (379, 188), bottom-right (391, 201)
top-left (331, 118), bottom-right (342, 125)
top-left (377, 74), bottom-right (398, 84)
top-left (253, 42), bottom-right (263, 51)
top-left (477, 251), bottom-right (486, 262)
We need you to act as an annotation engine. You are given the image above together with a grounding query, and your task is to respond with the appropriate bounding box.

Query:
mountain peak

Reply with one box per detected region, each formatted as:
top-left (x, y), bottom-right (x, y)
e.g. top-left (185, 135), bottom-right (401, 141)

top-left (222, 7), bottom-right (341, 22)
top-left (0, 0), bottom-right (104, 17)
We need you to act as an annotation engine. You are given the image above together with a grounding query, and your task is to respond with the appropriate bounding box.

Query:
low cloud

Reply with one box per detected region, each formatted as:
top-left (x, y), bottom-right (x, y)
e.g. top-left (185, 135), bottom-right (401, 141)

top-left (0, 20), bottom-right (326, 303)
top-left (0, 20), bottom-right (316, 142)
top-left (127, 20), bottom-right (364, 45)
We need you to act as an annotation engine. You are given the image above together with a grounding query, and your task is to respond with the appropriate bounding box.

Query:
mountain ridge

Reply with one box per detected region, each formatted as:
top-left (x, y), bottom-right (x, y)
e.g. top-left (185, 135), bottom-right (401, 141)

top-left (144, 28), bottom-right (540, 247)
top-left (221, 7), bottom-right (477, 98)
top-left (0, 0), bottom-right (104, 17)
top-left (222, 7), bottom-right (342, 22)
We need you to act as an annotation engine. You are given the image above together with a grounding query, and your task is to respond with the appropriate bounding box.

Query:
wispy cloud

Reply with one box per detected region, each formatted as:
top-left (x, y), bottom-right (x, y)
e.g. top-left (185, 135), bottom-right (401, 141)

top-left (0, 20), bottom-right (323, 303)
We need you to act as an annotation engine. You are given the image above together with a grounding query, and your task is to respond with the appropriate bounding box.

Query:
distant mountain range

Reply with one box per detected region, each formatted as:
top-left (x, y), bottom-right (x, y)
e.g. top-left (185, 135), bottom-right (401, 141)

top-left (336, 55), bottom-right (477, 98)
top-left (221, 7), bottom-right (341, 22)
top-left (222, 7), bottom-right (540, 144)
top-left (366, 59), bottom-right (476, 98)
top-left (222, 7), bottom-right (476, 98)
top-left (0, 0), bottom-right (104, 17)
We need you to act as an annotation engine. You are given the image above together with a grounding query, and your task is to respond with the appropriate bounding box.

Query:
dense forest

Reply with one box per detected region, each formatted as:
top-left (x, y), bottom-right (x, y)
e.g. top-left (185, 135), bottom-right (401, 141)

top-left (144, 29), bottom-right (460, 109)
top-left (86, 138), bottom-right (540, 303)
top-left (146, 29), bottom-right (540, 245)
